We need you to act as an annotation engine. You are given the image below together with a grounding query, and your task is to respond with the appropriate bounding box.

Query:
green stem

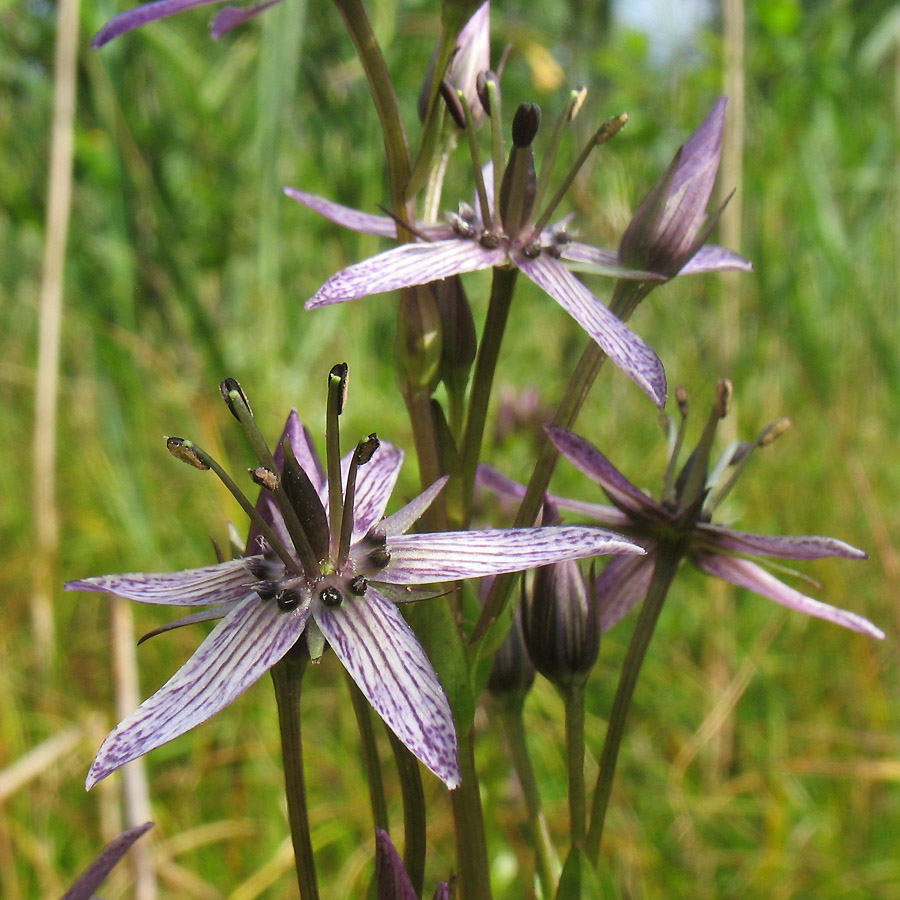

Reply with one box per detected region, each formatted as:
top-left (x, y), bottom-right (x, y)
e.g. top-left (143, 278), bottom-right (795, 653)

top-left (344, 671), bottom-right (389, 832)
top-left (564, 680), bottom-right (587, 849)
top-left (402, 387), bottom-right (447, 530)
top-left (502, 704), bottom-right (559, 898)
top-left (270, 650), bottom-right (319, 900)
top-left (471, 338), bottom-right (605, 648)
top-left (386, 730), bottom-right (427, 898)
top-left (331, 0), bottom-right (410, 219)
top-left (585, 545), bottom-right (684, 865)
top-left (458, 266), bottom-right (519, 527)
top-left (471, 279), bottom-right (651, 650)
top-left (452, 729), bottom-right (493, 900)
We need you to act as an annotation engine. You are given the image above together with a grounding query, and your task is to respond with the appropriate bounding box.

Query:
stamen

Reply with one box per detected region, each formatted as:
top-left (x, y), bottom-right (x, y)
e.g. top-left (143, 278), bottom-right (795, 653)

top-left (676, 379), bottom-right (731, 517)
top-left (438, 78), bottom-right (466, 129)
top-left (218, 379), bottom-right (321, 578)
top-left (706, 417), bottom-right (791, 514)
top-left (337, 434), bottom-right (380, 569)
top-left (533, 87), bottom-right (587, 219)
top-left (661, 386), bottom-right (689, 505)
top-left (531, 112), bottom-right (628, 237)
top-left (326, 363), bottom-right (349, 559)
top-left (479, 72), bottom-right (505, 226)
top-left (457, 89), bottom-right (494, 232)
top-left (167, 437), bottom-right (300, 574)
top-left (277, 588), bottom-right (302, 611)
top-left (349, 575), bottom-right (368, 596)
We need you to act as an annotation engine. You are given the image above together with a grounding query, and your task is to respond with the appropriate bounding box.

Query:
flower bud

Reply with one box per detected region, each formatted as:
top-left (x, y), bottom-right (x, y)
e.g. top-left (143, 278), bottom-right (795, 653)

top-left (487, 605), bottom-right (535, 705)
top-left (521, 559), bottom-right (599, 687)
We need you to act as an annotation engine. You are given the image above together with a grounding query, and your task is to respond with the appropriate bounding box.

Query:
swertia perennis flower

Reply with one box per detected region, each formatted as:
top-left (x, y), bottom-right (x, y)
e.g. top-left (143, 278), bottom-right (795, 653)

top-left (480, 380), bottom-right (884, 640)
top-left (67, 371), bottom-right (644, 790)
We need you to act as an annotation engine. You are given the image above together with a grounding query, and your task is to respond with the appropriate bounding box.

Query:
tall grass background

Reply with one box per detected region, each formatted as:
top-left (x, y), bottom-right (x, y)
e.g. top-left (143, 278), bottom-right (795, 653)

top-left (2, 0), bottom-right (899, 897)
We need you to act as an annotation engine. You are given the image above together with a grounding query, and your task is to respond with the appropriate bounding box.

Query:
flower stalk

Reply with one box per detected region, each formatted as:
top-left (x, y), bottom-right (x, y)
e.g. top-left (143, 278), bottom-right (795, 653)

top-left (270, 648), bottom-right (319, 900)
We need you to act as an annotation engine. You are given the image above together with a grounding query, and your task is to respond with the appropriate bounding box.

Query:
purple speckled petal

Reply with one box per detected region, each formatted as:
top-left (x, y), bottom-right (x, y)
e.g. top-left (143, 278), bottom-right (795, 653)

top-left (379, 526), bottom-right (643, 584)
top-left (517, 255), bottom-right (667, 408)
top-left (65, 558), bottom-right (257, 607)
top-left (547, 427), bottom-right (669, 521)
top-left (86, 594), bottom-right (310, 788)
top-left (695, 525), bottom-right (867, 561)
top-left (694, 553), bottom-right (885, 639)
top-left (476, 463), bottom-right (632, 529)
top-left (378, 477), bottom-right (448, 537)
top-left (594, 551), bottom-right (657, 633)
top-left (283, 187), bottom-right (398, 238)
top-left (313, 587), bottom-right (459, 788)
top-left (375, 829), bottom-right (418, 900)
top-left (307, 241), bottom-right (506, 308)
top-left (210, 0), bottom-right (279, 37)
top-left (679, 244), bottom-right (752, 275)
top-left (92, 0), bottom-right (222, 47)
top-left (560, 242), bottom-right (664, 281)
top-left (61, 823), bottom-right (154, 900)
top-left (347, 440), bottom-right (404, 539)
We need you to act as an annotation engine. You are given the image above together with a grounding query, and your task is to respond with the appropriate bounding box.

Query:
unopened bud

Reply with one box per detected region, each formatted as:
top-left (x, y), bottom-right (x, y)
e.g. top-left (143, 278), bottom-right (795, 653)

top-left (522, 560), bottom-right (599, 687)
top-left (675, 385), bottom-right (689, 417)
top-left (511, 102), bottom-right (541, 148)
top-left (487, 606), bottom-right (535, 705)
top-left (166, 437), bottom-right (209, 470)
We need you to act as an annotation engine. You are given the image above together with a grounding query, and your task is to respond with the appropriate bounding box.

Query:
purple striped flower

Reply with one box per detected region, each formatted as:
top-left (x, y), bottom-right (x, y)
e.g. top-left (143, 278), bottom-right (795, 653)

top-left (91, 0), bottom-right (280, 48)
top-left (479, 383), bottom-right (884, 641)
top-left (68, 410), bottom-right (644, 791)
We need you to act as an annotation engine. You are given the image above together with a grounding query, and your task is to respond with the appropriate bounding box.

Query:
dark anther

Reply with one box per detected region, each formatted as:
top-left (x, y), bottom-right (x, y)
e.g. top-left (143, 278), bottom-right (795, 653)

top-left (480, 231), bottom-right (501, 250)
top-left (476, 70), bottom-right (497, 116)
top-left (319, 586), bottom-right (343, 607)
top-left (277, 588), bottom-right (301, 611)
top-left (439, 79), bottom-right (467, 129)
top-left (450, 213), bottom-right (478, 239)
top-left (356, 434), bottom-right (380, 466)
top-left (254, 581), bottom-right (278, 600)
top-left (511, 102), bottom-right (541, 148)
top-left (329, 363), bottom-right (349, 414)
top-left (166, 437), bottom-right (210, 470)
top-left (369, 547), bottom-right (392, 570)
top-left (349, 575), bottom-right (368, 596)
top-left (220, 377), bottom-right (251, 421)
top-left (522, 240), bottom-right (543, 259)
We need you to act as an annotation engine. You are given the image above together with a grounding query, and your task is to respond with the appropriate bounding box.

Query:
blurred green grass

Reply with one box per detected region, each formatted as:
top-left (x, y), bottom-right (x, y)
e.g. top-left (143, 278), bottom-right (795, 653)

top-left (2, 0), bottom-right (899, 897)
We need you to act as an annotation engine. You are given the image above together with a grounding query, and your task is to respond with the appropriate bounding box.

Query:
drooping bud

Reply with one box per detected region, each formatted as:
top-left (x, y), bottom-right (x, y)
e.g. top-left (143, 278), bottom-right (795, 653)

top-left (521, 559), bottom-right (599, 687)
top-left (166, 437), bottom-right (210, 470)
top-left (432, 275), bottom-right (477, 392)
top-left (487, 601), bottom-right (535, 706)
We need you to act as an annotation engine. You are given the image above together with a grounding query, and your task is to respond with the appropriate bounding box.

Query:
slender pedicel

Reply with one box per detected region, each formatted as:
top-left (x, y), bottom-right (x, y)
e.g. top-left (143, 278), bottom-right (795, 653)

top-left (661, 385), bottom-right (690, 506)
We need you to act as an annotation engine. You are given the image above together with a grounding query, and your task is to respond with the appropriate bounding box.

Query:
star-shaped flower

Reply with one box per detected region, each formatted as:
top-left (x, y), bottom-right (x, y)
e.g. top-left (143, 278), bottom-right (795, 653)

top-left (286, 104), bottom-right (671, 407)
top-left (67, 380), bottom-right (644, 790)
top-left (479, 382), bottom-right (884, 640)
